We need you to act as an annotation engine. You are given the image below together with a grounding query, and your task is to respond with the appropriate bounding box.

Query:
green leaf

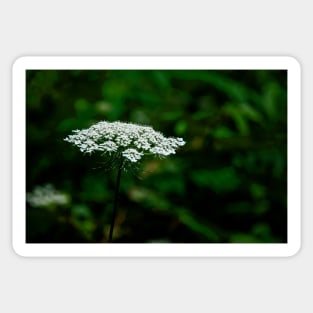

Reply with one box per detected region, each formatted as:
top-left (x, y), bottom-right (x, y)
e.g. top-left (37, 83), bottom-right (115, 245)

top-left (230, 233), bottom-right (261, 243)
top-left (162, 111), bottom-right (183, 121)
top-left (191, 167), bottom-right (241, 193)
top-left (74, 98), bottom-right (89, 113)
top-left (156, 176), bottom-right (185, 195)
top-left (224, 104), bottom-right (250, 135)
top-left (239, 103), bottom-right (263, 123)
top-left (177, 208), bottom-right (220, 242)
top-left (174, 120), bottom-right (187, 135)
top-left (250, 183), bottom-right (266, 199)
top-left (212, 126), bottom-right (235, 139)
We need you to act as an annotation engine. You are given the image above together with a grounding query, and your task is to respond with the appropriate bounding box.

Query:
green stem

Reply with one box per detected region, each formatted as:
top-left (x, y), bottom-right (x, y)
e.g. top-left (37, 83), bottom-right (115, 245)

top-left (108, 161), bottom-right (123, 242)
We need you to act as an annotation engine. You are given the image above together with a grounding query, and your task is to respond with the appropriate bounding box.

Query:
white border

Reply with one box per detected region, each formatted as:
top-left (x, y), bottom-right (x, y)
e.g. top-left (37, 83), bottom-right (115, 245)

top-left (12, 56), bottom-right (301, 257)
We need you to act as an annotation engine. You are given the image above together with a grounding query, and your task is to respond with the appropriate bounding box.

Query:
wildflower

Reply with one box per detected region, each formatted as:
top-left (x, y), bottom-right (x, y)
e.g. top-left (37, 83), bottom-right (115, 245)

top-left (26, 184), bottom-right (70, 208)
top-left (122, 148), bottom-right (144, 163)
top-left (64, 120), bottom-right (186, 242)
top-left (64, 121), bottom-right (185, 167)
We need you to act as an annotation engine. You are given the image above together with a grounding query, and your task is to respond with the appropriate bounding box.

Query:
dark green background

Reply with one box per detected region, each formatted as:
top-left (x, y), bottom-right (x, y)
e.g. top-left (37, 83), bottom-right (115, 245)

top-left (26, 69), bottom-right (287, 243)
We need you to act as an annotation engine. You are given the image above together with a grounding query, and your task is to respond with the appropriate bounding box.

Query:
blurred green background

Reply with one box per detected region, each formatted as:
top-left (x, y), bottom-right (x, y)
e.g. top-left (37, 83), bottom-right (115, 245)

top-left (26, 69), bottom-right (287, 243)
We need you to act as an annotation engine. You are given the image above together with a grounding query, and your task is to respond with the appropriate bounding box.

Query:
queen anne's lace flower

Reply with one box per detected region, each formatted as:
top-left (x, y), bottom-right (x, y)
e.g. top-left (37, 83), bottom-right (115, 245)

top-left (122, 148), bottom-right (144, 162)
top-left (64, 121), bottom-right (185, 165)
top-left (27, 184), bottom-right (70, 208)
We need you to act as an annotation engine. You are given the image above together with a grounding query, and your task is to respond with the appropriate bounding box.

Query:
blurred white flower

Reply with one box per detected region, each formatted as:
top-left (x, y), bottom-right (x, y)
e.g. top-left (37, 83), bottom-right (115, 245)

top-left (64, 121), bottom-right (186, 166)
top-left (27, 184), bottom-right (70, 208)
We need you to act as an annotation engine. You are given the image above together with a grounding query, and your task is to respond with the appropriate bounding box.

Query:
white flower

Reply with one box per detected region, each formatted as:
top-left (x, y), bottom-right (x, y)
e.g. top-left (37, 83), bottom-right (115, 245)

top-left (122, 148), bottom-right (143, 162)
top-left (134, 137), bottom-right (151, 150)
top-left (64, 120), bottom-right (186, 164)
top-left (27, 184), bottom-right (70, 208)
top-left (98, 141), bottom-right (118, 152)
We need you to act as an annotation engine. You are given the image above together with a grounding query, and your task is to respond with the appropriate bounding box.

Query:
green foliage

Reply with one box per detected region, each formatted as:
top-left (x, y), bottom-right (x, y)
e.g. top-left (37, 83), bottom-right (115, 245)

top-left (191, 167), bottom-right (241, 193)
top-left (26, 69), bottom-right (287, 243)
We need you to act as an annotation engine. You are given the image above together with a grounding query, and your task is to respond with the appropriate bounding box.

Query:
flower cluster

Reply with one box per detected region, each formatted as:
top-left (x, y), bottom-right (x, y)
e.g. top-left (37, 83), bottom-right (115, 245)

top-left (64, 121), bottom-right (185, 164)
top-left (26, 184), bottom-right (70, 208)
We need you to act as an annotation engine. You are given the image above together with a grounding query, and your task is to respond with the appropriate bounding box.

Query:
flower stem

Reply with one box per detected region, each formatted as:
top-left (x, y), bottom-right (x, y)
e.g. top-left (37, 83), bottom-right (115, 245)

top-left (108, 161), bottom-right (123, 242)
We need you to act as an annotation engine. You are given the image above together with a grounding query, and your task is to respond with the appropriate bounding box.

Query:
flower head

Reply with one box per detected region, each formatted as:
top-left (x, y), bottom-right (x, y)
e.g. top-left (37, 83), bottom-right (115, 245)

top-left (27, 184), bottom-right (70, 208)
top-left (64, 121), bottom-right (185, 167)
